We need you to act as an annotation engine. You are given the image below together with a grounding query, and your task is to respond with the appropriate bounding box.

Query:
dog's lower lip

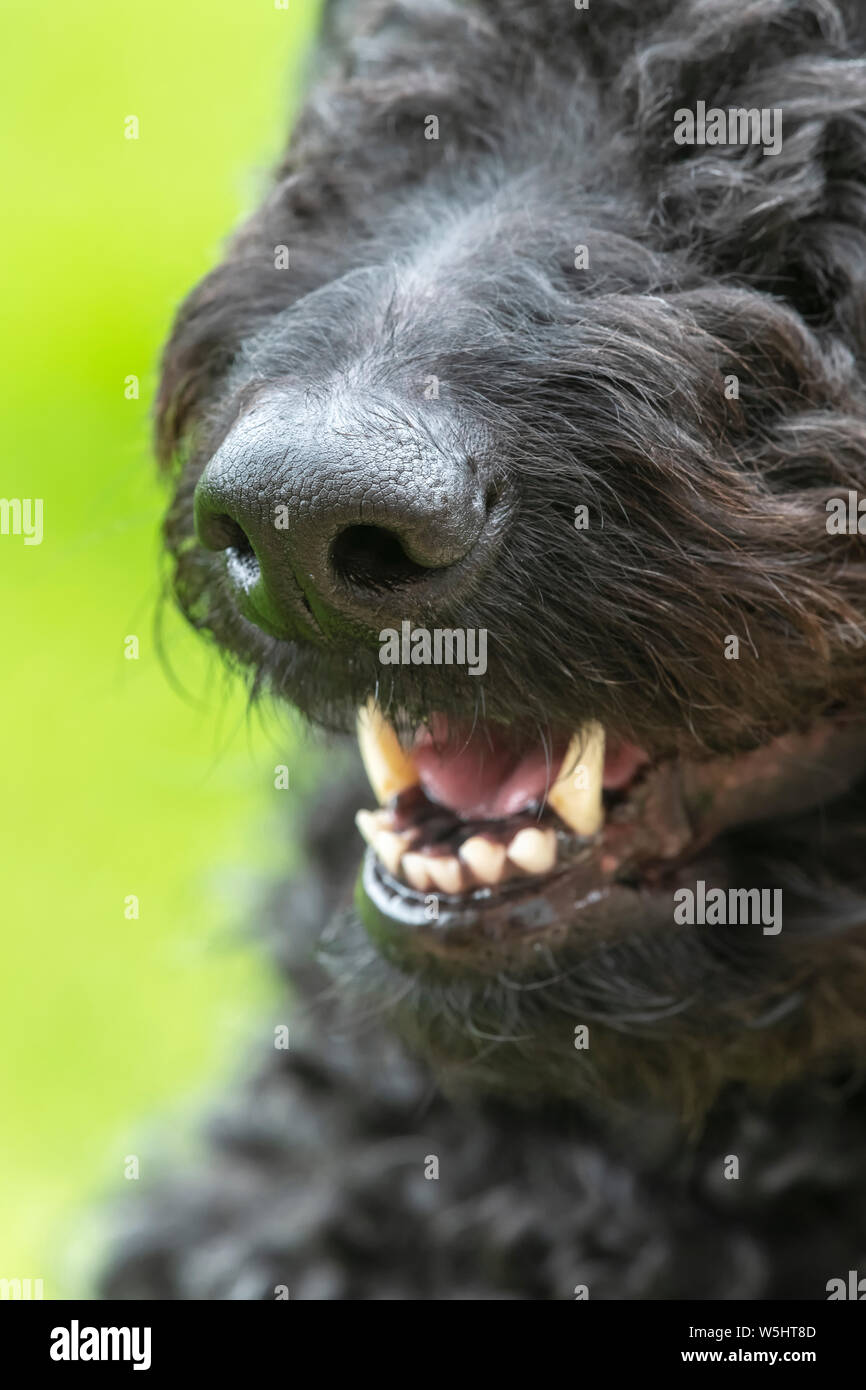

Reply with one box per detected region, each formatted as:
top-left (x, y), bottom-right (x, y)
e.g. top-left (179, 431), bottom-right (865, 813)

top-left (360, 846), bottom-right (579, 938)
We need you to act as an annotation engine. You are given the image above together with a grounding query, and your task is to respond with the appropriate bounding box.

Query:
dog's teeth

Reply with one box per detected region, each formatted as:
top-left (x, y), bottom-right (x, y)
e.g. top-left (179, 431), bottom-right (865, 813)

top-left (426, 856), bottom-right (466, 895)
top-left (355, 807), bottom-right (397, 840)
top-left (547, 722), bottom-right (605, 836)
top-left (459, 836), bottom-right (508, 885)
top-left (506, 826), bottom-right (557, 876)
top-left (355, 810), bottom-right (415, 876)
top-left (356, 700), bottom-right (420, 805)
top-left (355, 809), bottom-right (380, 848)
top-left (375, 830), bottom-right (413, 877)
top-left (402, 853), bottom-right (435, 892)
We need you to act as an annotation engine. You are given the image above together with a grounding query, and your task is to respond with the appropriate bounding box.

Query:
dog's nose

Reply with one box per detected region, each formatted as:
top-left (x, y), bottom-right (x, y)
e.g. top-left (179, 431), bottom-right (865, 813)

top-left (193, 390), bottom-right (490, 637)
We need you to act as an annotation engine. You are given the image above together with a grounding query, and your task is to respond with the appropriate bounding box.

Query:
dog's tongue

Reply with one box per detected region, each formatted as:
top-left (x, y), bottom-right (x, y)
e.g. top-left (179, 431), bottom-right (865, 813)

top-left (412, 718), bottom-right (649, 819)
top-left (412, 721), bottom-right (564, 819)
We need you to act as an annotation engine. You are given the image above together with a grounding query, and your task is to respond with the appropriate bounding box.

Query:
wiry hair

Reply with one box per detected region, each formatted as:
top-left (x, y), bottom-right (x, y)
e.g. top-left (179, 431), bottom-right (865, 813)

top-left (104, 0), bottom-right (866, 1298)
top-left (101, 771), bottom-right (866, 1299)
top-left (162, 0), bottom-right (866, 756)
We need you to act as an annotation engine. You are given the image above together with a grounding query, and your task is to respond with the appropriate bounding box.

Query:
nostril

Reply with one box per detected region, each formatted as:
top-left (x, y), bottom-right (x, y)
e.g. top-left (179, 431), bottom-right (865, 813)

top-left (195, 500), bottom-right (257, 557)
top-left (204, 514), bottom-right (262, 593)
top-left (330, 524), bottom-right (432, 592)
top-left (213, 514), bottom-right (255, 557)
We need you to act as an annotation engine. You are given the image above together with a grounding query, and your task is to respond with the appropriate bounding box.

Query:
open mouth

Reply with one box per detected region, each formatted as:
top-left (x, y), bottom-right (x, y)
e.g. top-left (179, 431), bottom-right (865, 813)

top-left (356, 705), bottom-right (646, 893)
top-left (354, 700), bottom-right (866, 952)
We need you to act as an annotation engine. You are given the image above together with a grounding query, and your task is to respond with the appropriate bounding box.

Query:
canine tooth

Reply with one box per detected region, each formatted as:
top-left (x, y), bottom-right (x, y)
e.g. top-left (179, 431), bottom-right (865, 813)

top-left (506, 826), bottom-right (557, 876)
top-left (427, 856), bottom-right (465, 895)
top-left (547, 722), bottom-right (605, 836)
top-left (356, 700), bottom-right (420, 805)
top-left (402, 853), bottom-right (435, 892)
top-left (459, 836), bottom-right (508, 885)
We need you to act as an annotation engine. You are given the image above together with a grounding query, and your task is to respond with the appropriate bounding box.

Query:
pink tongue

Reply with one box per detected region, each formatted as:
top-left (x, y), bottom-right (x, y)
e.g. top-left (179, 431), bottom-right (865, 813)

top-left (412, 723), bottom-right (566, 819)
top-left (412, 720), bottom-right (648, 820)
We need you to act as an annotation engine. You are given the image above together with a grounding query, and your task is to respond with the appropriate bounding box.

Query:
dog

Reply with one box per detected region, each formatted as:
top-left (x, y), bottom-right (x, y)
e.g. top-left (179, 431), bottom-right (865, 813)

top-left (102, 0), bottom-right (866, 1299)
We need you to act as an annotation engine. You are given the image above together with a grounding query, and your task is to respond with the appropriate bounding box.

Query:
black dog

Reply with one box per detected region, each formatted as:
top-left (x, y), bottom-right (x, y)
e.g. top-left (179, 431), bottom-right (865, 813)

top-left (104, 0), bottom-right (866, 1299)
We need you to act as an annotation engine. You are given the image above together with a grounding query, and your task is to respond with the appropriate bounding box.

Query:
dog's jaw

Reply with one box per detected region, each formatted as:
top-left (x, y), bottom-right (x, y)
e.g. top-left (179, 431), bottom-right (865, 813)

top-left (351, 703), bottom-right (866, 972)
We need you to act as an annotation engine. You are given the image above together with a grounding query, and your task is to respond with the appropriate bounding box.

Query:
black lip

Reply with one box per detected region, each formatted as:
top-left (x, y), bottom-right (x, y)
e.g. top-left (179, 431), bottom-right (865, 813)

top-left (359, 838), bottom-right (631, 945)
top-left (362, 844), bottom-right (569, 930)
top-left (356, 846), bottom-right (653, 975)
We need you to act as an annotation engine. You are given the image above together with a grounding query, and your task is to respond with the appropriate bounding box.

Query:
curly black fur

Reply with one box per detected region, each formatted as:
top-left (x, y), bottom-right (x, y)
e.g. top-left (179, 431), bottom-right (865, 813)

top-left (102, 0), bottom-right (866, 1298)
top-left (100, 772), bottom-right (866, 1300)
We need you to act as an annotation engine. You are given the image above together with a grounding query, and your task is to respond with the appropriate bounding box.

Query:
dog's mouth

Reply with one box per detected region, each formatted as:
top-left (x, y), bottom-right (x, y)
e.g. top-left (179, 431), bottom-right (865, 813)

top-left (354, 701), bottom-right (866, 965)
top-left (357, 707), bottom-right (644, 891)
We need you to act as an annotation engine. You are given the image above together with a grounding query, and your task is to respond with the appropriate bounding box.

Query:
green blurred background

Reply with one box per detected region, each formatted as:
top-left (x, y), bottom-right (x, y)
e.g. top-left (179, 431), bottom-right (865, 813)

top-left (1, 0), bottom-right (324, 1296)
